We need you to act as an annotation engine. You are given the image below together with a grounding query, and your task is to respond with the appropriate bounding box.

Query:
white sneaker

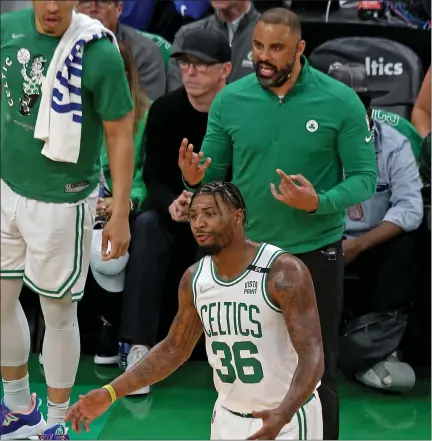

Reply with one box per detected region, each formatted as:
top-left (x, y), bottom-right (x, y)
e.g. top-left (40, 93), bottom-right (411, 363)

top-left (126, 345), bottom-right (150, 395)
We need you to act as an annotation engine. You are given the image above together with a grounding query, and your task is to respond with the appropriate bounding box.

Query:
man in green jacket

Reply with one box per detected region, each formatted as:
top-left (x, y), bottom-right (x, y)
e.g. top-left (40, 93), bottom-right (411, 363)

top-left (180, 9), bottom-right (377, 440)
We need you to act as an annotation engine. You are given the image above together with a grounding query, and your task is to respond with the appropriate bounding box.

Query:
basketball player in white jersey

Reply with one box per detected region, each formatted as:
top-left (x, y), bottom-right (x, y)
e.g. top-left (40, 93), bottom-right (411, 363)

top-left (66, 182), bottom-right (325, 440)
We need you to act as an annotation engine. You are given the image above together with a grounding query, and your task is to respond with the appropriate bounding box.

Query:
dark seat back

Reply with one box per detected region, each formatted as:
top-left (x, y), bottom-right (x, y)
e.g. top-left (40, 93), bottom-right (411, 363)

top-left (309, 37), bottom-right (424, 119)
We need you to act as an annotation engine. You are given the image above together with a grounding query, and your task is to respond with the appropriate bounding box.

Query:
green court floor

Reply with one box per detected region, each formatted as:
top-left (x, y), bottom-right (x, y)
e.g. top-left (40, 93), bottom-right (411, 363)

top-left (4, 355), bottom-right (432, 440)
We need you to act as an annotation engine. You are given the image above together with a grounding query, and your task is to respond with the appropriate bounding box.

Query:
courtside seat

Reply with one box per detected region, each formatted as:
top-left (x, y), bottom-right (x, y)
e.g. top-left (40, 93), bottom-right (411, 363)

top-left (309, 37), bottom-right (424, 120)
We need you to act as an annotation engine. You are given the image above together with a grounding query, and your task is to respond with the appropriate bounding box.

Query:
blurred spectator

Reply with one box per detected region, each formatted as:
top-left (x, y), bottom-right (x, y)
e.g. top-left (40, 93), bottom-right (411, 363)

top-left (142, 32), bottom-right (173, 71)
top-left (167, 0), bottom-right (259, 91)
top-left (419, 134), bottom-right (431, 230)
top-left (90, 42), bottom-right (150, 365)
top-left (329, 64), bottom-right (422, 392)
top-left (76, 0), bottom-right (166, 100)
top-left (411, 66), bottom-right (431, 137)
top-left (180, 10), bottom-right (377, 439)
top-left (119, 0), bottom-right (156, 31)
top-left (371, 108), bottom-right (423, 159)
top-left (119, 28), bottom-right (232, 396)
top-left (0, 1), bottom-right (31, 14)
top-left (174, 0), bottom-right (211, 20)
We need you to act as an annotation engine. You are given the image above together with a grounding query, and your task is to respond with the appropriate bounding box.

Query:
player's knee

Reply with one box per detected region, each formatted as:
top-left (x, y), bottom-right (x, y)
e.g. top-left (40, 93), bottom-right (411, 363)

top-left (40, 294), bottom-right (78, 330)
top-left (0, 278), bottom-right (23, 322)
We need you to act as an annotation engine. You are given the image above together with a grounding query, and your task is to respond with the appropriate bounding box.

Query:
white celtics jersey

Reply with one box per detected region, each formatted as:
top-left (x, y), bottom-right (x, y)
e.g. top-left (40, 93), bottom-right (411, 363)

top-left (193, 243), bottom-right (300, 414)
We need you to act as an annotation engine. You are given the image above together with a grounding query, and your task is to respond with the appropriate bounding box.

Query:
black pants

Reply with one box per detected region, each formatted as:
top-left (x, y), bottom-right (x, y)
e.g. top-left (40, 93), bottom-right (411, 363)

top-left (294, 240), bottom-right (344, 441)
top-left (344, 233), bottom-right (416, 316)
top-left (120, 210), bottom-right (196, 346)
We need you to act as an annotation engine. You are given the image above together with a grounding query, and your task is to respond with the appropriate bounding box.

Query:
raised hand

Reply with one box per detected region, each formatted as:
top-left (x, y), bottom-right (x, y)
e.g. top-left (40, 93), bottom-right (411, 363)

top-left (169, 190), bottom-right (193, 222)
top-left (178, 138), bottom-right (211, 186)
top-left (270, 170), bottom-right (319, 212)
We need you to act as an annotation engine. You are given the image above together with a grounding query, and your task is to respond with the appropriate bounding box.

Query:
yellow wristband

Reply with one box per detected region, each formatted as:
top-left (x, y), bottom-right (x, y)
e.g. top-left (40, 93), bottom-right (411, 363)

top-left (102, 384), bottom-right (117, 403)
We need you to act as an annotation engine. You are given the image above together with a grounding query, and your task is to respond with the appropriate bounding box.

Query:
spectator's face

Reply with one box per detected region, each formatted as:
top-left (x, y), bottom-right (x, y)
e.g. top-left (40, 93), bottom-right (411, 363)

top-left (32, 0), bottom-right (77, 36)
top-left (189, 194), bottom-right (239, 256)
top-left (179, 56), bottom-right (231, 98)
top-left (76, 0), bottom-right (122, 32)
top-left (211, 0), bottom-right (246, 12)
top-left (252, 21), bottom-right (305, 87)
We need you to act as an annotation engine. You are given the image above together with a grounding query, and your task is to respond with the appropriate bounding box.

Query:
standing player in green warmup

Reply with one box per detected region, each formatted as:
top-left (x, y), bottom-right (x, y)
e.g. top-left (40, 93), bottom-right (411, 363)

top-left (0, 1), bottom-right (134, 439)
top-left (179, 8), bottom-right (377, 440)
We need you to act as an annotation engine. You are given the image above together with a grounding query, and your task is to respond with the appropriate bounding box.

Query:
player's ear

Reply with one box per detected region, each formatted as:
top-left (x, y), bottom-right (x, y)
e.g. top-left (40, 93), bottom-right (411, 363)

top-left (234, 209), bottom-right (242, 225)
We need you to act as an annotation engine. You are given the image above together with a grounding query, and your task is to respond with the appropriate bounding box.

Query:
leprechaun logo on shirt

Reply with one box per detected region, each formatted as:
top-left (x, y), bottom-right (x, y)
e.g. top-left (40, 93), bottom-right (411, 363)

top-left (17, 48), bottom-right (47, 116)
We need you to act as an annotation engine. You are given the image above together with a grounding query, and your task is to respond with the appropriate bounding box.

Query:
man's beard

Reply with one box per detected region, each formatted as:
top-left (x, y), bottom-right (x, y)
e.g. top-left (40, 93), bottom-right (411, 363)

top-left (254, 58), bottom-right (297, 88)
top-left (198, 244), bottom-right (223, 256)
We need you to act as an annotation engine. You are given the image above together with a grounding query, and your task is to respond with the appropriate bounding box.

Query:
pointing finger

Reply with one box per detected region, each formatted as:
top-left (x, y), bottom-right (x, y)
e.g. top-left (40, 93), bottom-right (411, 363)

top-left (290, 174), bottom-right (311, 188)
top-left (276, 169), bottom-right (296, 187)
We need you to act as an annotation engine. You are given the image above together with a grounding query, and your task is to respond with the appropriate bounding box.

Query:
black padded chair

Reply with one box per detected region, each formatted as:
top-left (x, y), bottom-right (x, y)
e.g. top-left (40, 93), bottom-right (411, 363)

top-left (309, 37), bottom-right (424, 119)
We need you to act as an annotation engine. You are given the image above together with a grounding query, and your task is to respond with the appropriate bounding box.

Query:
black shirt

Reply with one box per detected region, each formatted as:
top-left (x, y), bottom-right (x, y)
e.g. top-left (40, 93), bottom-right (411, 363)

top-left (143, 87), bottom-right (209, 214)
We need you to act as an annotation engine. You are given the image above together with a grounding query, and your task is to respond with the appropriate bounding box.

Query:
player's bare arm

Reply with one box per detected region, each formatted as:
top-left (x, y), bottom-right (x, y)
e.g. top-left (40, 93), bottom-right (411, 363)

top-left (110, 264), bottom-right (203, 397)
top-left (103, 112), bottom-right (135, 218)
top-left (100, 113), bottom-right (135, 259)
top-left (270, 254), bottom-right (324, 418)
top-left (247, 254), bottom-right (324, 440)
top-left (65, 264), bottom-right (203, 433)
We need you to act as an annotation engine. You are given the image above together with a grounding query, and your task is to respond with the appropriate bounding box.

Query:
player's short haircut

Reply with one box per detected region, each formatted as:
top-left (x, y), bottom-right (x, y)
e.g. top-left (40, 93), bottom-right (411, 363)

top-left (190, 181), bottom-right (248, 226)
top-left (258, 7), bottom-right (302, 37)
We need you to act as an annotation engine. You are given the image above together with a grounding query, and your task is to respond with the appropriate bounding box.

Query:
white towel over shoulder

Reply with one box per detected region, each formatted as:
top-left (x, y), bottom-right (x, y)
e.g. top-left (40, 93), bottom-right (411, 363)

top-left (34, 12), bottom-right (119, 164)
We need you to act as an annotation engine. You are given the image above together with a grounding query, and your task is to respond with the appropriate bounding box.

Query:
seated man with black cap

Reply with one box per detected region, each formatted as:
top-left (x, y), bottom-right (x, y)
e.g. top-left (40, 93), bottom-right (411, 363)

top-left (118, 28), bottom-right (232, 396)
top-left (329, 64), bottom-right (423, 393)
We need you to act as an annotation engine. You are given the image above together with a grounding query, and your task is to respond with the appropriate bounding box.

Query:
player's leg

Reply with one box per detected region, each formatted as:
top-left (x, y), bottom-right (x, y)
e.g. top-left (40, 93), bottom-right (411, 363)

top-left (1, 180), bottom-right (45, 439)
top-left (39, 294), bottom-right (79, 431)
top-left (21, 190), bottom-right (95, 437)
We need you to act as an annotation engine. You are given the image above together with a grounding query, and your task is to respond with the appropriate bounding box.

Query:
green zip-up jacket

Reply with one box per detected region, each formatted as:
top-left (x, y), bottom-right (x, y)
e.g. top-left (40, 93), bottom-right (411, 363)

top-left (189, 57), bottom-right (377, 254)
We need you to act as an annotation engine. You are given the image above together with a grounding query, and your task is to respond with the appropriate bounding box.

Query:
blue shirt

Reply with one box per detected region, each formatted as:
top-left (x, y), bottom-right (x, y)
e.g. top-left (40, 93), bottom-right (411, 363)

top-left (345, 120), bottom-right (423, 237)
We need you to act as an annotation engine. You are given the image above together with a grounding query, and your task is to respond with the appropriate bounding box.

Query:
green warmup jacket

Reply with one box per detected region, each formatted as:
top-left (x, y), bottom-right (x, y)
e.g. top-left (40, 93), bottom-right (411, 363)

top-left (189, 57), bottom-right (377, 254)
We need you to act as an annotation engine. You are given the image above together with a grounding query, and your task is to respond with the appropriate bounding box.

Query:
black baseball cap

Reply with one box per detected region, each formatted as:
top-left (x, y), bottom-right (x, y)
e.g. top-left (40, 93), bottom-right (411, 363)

top-left (171, 28), bottom-right (231, 64)
top-left (327, 63), bottom-right (387, 98)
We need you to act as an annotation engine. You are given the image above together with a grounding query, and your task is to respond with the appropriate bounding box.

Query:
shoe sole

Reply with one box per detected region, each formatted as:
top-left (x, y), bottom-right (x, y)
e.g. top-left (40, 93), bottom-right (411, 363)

top-left (94, 355), bottom-right (120, 365)
top-left (1, 415), bottom-right (46, 440)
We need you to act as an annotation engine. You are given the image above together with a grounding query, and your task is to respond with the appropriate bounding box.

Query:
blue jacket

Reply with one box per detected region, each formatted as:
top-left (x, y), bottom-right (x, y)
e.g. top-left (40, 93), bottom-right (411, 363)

top-left (120, 0), bottom-right (155, 31)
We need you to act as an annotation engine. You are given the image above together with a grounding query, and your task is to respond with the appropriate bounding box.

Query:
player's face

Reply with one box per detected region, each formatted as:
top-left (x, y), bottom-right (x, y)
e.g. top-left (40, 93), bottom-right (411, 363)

top-left (33, 0), bottom-right (77, 36)
top-left (180, 56), bottom-right (231, 98)
top-left (76, 0), bottom-right (122, 32)
top-left (189, 194), bottom-right (238, 255)
top-left (252, 21), bottom-right (305, 87)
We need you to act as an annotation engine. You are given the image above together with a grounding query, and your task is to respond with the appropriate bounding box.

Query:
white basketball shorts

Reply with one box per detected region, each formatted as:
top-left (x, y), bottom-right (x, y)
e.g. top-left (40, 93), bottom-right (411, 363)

top-left (210, 392), bottom-right (323, 440)
top-left (0, 179), bottom-right (97, 301)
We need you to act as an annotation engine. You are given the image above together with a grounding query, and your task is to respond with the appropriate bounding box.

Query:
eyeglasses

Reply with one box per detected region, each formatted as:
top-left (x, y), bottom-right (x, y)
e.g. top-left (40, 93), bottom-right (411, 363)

top-left (177, 59), bottom-right (215, 73)
top-left (78, 0), bottom-right (115, 8)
